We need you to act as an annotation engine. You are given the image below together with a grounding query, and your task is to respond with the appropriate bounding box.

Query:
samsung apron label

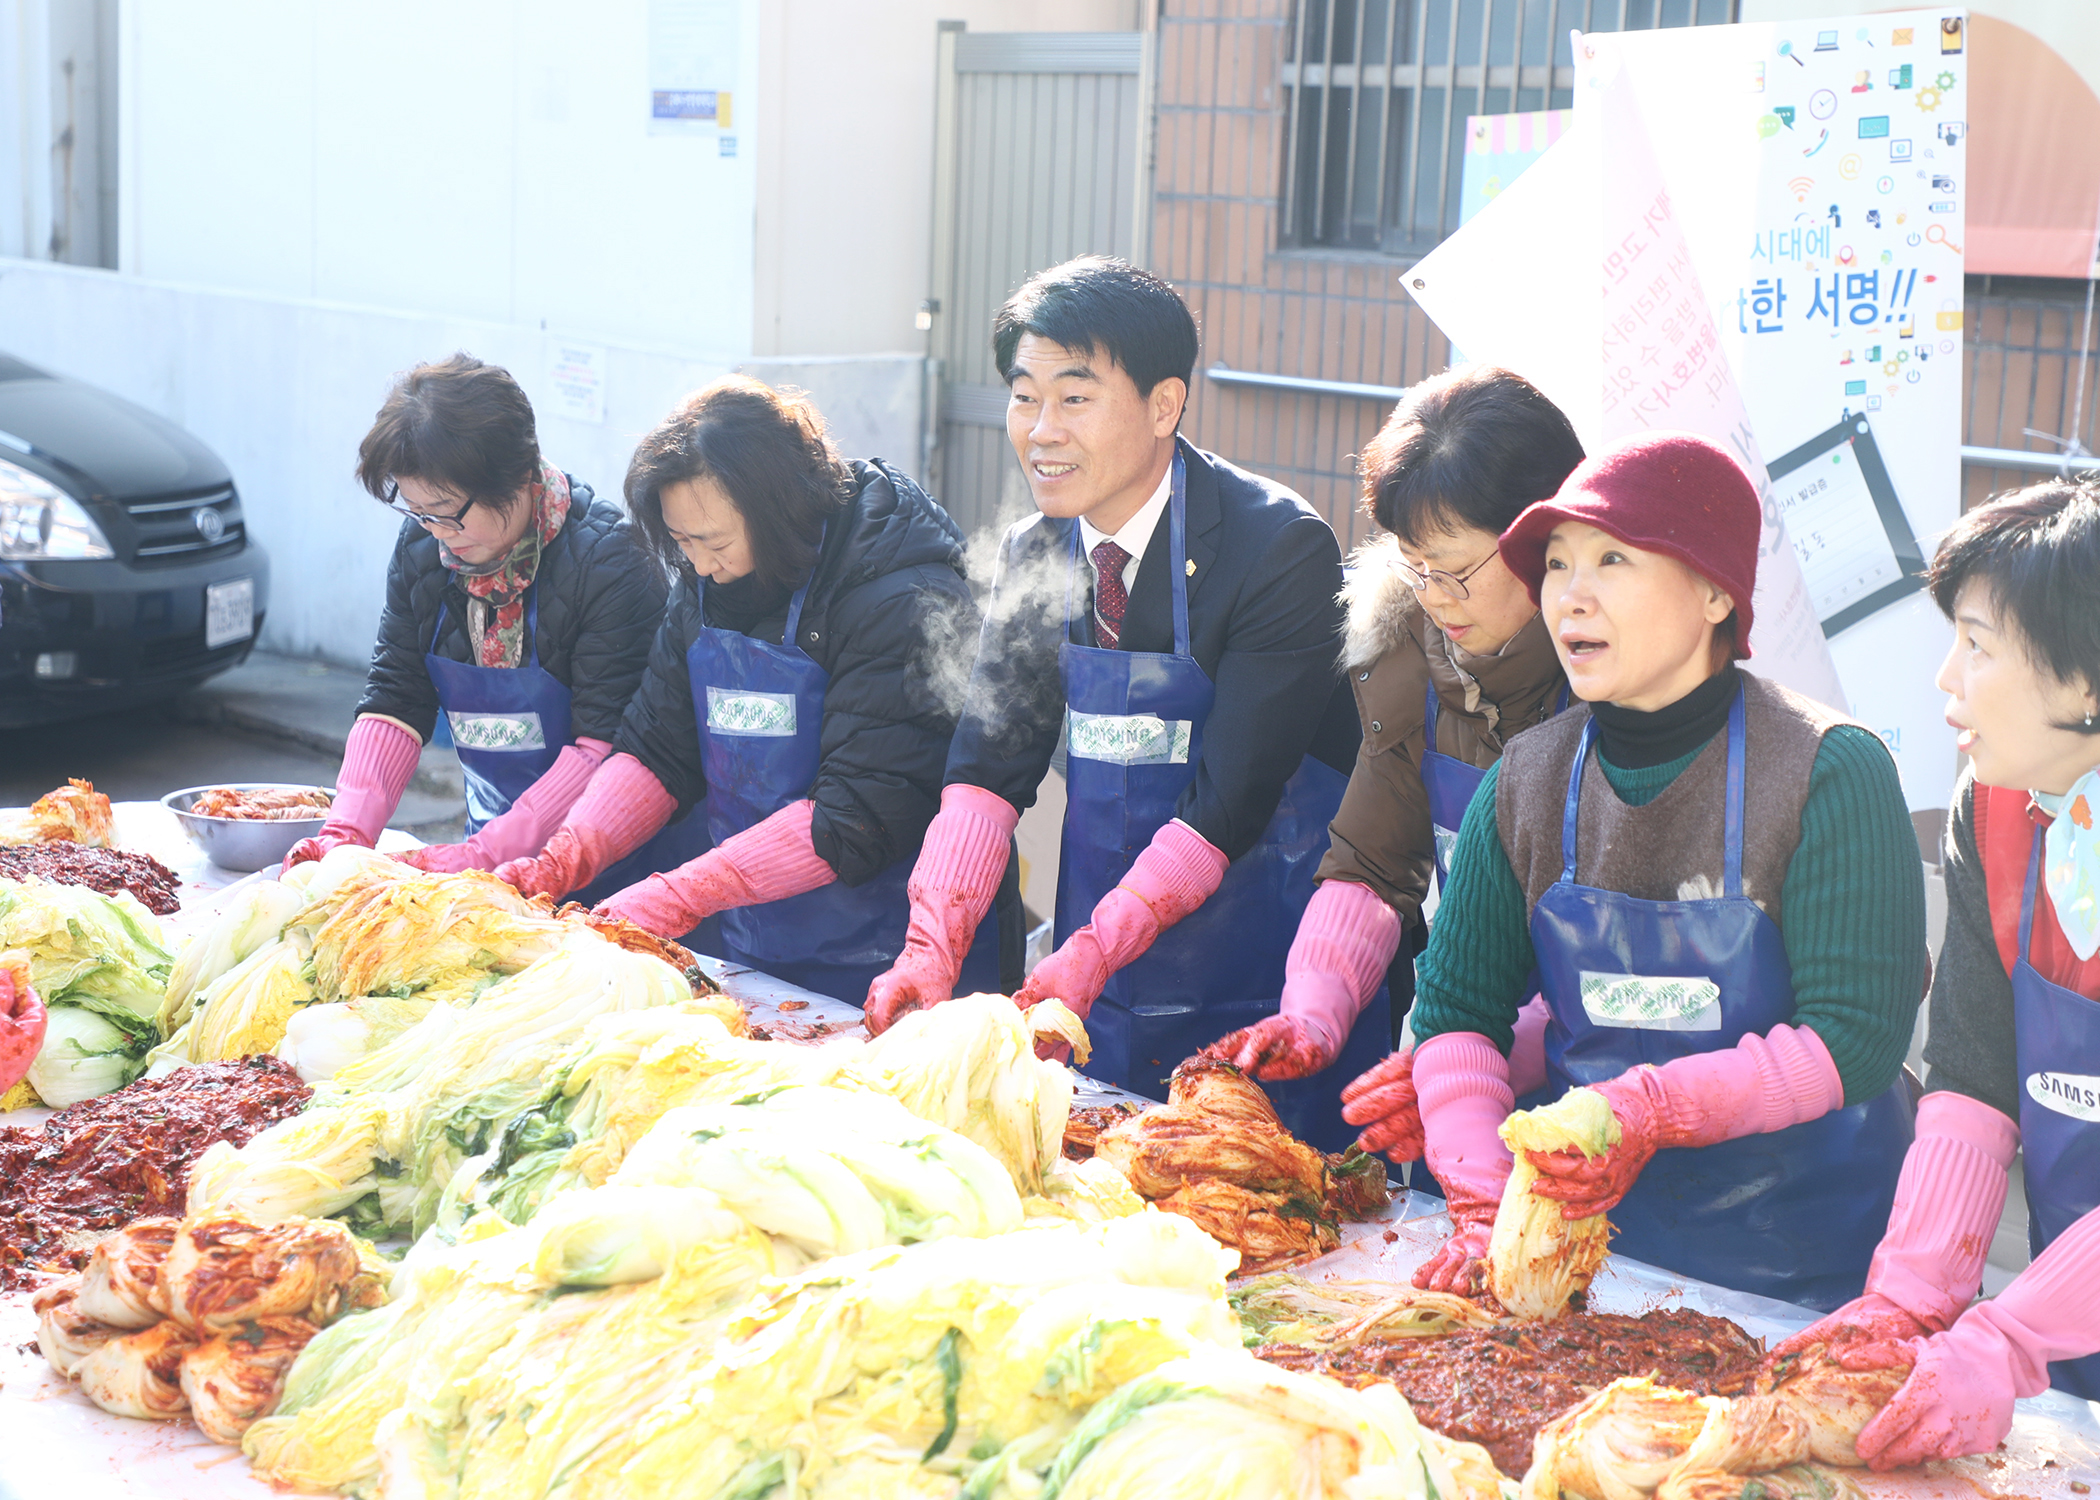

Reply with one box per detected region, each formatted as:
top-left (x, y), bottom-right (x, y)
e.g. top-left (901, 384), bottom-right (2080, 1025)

top-left (1067, 710), bottom-right (1192, 766)
top-left (1579, 972), bottom-right (1724, 1031)
top-left (706, 687), bottom-right (798, 737)
top-left (448, 711), bottom-right (547, 752)
top-left (2027, 1071), bottom-right (2100, 1123)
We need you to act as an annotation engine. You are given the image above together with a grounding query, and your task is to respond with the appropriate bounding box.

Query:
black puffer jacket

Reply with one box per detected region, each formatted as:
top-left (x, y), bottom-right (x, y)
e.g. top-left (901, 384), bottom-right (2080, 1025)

top-left (355, 481), bottom-right (668, 744)
top-left (615, 460), bottom-right (980, 887)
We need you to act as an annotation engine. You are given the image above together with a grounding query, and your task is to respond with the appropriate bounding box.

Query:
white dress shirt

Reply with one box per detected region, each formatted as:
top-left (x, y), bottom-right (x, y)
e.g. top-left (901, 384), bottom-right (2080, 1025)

top-left (1079, 462), bottom-right (1175, 599)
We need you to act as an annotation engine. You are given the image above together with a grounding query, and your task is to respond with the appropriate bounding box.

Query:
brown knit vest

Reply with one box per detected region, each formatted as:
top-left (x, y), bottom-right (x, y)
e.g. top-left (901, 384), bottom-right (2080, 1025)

top-left (1495, 674), bottom-right (1853, 923)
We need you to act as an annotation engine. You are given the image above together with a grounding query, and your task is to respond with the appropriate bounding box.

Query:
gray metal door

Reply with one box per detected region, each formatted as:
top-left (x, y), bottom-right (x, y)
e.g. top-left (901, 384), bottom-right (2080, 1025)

top-left (926, 27), bottom-right (1154, 545)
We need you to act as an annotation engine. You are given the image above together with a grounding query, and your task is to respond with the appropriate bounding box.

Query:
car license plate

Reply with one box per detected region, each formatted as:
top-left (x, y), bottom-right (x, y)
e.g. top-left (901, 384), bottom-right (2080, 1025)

top-left (206, 577), bottom-right (254, 649)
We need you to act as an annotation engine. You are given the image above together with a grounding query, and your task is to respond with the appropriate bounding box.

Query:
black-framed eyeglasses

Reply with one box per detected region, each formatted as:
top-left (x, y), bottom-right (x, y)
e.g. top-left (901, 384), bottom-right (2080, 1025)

top-left (381, 482), bottom-right (475, 535)
top-left (1395, 550), bottom-right (1497, 601)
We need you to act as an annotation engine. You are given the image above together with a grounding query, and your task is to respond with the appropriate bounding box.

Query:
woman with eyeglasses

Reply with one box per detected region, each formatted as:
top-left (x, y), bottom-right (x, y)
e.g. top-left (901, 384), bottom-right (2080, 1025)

top-left (1343, 430), bottom-right (1923, 1314)
top-left (287, 354), bottom-right (708, 899)
top-left (1200, 366), bottom-right (1581, 1098)
top-left (490, 376), bottom-right (1018, 1003)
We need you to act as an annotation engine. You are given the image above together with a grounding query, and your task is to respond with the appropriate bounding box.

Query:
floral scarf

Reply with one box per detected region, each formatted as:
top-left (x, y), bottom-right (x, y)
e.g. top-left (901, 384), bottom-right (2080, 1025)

top-left (451, 464), bottom-right (571, 668)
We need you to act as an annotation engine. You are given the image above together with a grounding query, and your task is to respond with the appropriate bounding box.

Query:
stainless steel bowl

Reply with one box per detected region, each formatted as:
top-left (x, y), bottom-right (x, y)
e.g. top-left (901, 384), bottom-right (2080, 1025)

top-left (161, 783), bottom-right (336, 872)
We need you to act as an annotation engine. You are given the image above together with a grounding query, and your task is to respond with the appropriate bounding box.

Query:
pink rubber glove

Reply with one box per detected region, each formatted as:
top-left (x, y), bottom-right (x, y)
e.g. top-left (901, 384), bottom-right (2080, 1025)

top-left (397, 738), bottom-right (611, 874)
top-left (1205, 879), bottom-right (1401, 1080)
top-left (595, 799), bottom-right (836, 937)
top-left (286, 715), bottom-right (422, 867)
top-left (864, 784), bottom-right (1017, 1034)
top-left (492, 753), bottom-right (677, 900)
top-left (1343, 1049), bottom-right (1422, 1161)
top-left (1410, 1032), bottom-right (1517, 1293)
top-left (0, 966), bottom-right (46, 1095)
top-left (1773, 1090), bottom-right (2020, 1368)
top-left (1856, 1201), bottom-right (2100, 1469)
top-left (1527, 1023), bottom-right (1843, 1219)
top-left (1013, 819), bottom-right (1229, 1017)
top-left (1339, 996), bottom-right (1550, 1167)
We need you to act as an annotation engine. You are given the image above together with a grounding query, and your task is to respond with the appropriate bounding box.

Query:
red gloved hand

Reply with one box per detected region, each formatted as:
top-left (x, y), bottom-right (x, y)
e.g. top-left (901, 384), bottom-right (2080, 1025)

top-left (1204, 1014), bottom-right (1338, 1080)
top-left (1340, 1048), bottom-right (1423, 1162)
top-left (1855, 1324), bottom-right (2017, 1470)
top-left (593, 801), bottom-right (835, 939)
top-left (286, 830), bottom-right (370, 869)
top-left (864, 785), bottom-right (1017, 1035)
top-left (1012, 819), bottom-right (1228, 1016)
top-left (1769, 1293), bottom-right (1938, 1372)
top-left (0, 965), bottom-right (48, 1094)
top-left (1525, 1070), bottom-right (1667, 1218)
top-left (494, 826), bottom-right (598, 900)
top-left (1414, 1171), bottom-right (1501, 1294)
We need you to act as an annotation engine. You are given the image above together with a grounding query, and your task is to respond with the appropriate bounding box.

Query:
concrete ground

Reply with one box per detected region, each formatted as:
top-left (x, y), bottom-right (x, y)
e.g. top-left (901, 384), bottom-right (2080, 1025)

top-left (0, 650), bottom-right (466, 842)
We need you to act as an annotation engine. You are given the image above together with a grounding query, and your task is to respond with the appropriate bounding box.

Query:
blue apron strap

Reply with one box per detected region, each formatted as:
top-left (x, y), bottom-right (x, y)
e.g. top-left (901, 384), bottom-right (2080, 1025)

top-left (1555, 681), bottom-right (1572, 714)
top-left (431, 589), bottom-right (540, 664)
top-left (1423, 676), bottom-right (1440, 755)
top-left (1561, 714), bottom-right (1596, 883)
top-left (780, 523), bottom-right (825, 648)
top-left (2020, 822), bottom-right (2045, 967)
top-left (1065, 523), bottom-right (1084, 635)
top-left (431, 595), bottom-right (449, 653)
top-left (1723, 683), bottom-right (1748, 900)
top-left (1167, 451), bottom-right (1190, 658)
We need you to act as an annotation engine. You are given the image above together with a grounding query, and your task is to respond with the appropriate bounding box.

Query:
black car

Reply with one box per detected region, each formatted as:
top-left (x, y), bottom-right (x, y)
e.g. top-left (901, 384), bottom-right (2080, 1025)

top-left (0, 352), bottom-right (269, 726)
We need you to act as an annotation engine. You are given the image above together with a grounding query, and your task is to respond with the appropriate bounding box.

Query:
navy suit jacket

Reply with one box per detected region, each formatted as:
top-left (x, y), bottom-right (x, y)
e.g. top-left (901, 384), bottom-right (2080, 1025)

top-left (945, 436), bottom-right (1358, 861)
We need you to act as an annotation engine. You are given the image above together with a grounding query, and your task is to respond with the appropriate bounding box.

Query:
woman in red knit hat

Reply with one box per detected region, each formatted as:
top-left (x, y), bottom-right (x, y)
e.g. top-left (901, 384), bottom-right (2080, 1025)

top-left (1769, 480), bottom-right (2100, 1467)
top-left (1344, 430), bottom-right (1925, 1313)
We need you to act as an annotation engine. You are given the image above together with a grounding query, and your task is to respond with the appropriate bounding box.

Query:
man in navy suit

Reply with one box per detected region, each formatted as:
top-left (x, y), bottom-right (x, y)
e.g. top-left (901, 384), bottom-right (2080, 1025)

top-left (863, 255), bottom-right (1371, 1143)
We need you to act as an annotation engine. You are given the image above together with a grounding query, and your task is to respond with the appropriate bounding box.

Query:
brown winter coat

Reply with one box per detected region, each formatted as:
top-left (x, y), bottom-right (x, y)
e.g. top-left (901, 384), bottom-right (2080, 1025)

top-left (1314, 537), bottom-right (1570, 928)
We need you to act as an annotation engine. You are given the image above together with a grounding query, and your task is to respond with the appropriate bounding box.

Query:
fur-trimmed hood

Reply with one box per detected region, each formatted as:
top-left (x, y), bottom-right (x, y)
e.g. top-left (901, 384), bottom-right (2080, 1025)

top-left (1339, 536), bottom-right (1426, 671)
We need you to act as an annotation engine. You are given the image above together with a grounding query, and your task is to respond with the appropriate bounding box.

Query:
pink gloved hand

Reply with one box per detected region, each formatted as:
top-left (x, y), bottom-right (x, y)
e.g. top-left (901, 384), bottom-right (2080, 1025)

top-left (1509, 994), bottom-right (1551, 1096)
top-left (1856, 1200), bottom-right (2100, 1469)
top-left (863, 784), bottom-right (1017, 1035)
top-left (1773, 1089), bottom-right (2020, 1369)
top-left (1527, 1022), bottom-right (1844, 1219)
top-left (0, 965), bottom-right (47, 1094)
top-left (1342, 1048), bottom-right (1422, 1161)
top-left (397, 738), bottom-right (612, 874)
top-left (1204, 880), bottom-right (1401, 1081)
top-left (1013, 819), bottom-right (1229, 1017)
top-left (595, 799), bottom-right (836, 937)
top-left (492, 752), bottom-right (676, 900)
top-left (1410, 1032), bottom-right (1518, 1293)
top-left (286, 715), bottom-right (422, 867)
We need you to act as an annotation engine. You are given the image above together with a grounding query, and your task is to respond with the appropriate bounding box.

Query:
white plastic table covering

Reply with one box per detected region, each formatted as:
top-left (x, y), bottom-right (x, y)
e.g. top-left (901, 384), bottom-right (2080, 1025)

top-left (2, 813), bottom-right (2094, 1497)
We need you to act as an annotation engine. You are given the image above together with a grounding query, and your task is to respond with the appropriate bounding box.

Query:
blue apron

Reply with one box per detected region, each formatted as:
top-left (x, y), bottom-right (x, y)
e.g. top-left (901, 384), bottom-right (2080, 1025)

top-left (1414, 675), bottom-right (1566, 1194)
top-left (424, 594), bottom-right (718, 920)
top-left (1529, 688), bottom-right (1913, 1311)
top-left (2011, 826), bottom-right (2100, 1400)
top-left (1055, 455), bottom-right (1389, 1151)
top-left (1420, 676), bottom-right (1570, 888)
top-left (685, 569), bottom-right (1001, 1006)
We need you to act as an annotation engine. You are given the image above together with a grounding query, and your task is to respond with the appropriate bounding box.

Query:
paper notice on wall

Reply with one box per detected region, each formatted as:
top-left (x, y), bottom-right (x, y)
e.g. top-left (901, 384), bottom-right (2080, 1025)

top-left (649, 0), bottom-right (739, 135)
top-left (545, 341), bottom-right (607, 425)
top-left (1401, 74), bottom-right (1847, 711)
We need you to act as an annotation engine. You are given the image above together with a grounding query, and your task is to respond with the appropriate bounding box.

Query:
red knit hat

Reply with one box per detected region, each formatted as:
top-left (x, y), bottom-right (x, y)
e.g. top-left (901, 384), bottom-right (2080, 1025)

top-left (1497, 431), bottom-right (1761, 660)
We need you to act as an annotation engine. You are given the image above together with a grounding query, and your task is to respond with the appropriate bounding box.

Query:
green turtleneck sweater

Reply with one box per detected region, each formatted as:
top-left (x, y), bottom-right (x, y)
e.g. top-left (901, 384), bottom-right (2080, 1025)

top-left (1410, 724), bottom-right (1926, 1105)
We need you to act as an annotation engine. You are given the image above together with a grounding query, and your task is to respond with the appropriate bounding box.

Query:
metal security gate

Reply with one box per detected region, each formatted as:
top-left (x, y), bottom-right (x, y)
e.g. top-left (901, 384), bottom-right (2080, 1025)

top-left (925, 27), bottom-right (1154, 546)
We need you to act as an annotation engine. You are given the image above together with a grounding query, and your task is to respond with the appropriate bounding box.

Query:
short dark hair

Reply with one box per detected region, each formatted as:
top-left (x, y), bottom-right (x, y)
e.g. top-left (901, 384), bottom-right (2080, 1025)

top-left (625, 376), bottom-right (853, 592)
top-left (992, 256), bottom-right (1199, 399)
top-left (1359, 365), bottom-right (1586, 544)
top-left (1929, 479), bottom-right (2100, 733)
top-left (356, 353), bottom-right (540, 518)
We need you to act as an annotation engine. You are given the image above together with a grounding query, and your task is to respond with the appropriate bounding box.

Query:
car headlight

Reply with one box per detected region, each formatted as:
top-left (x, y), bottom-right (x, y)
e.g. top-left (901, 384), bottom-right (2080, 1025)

top-left (0, 457), bottom-right (114, 560)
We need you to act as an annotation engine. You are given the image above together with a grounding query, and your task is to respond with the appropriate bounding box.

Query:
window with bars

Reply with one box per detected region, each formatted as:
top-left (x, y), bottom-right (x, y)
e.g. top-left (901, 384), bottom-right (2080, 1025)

top-left (1282, 0), bottom-right (1738, 258)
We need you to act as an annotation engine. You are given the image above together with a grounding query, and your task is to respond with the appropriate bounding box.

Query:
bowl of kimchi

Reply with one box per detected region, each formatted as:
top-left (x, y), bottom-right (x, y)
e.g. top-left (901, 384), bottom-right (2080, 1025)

top-left (161, 783), bottom-right (335, 871)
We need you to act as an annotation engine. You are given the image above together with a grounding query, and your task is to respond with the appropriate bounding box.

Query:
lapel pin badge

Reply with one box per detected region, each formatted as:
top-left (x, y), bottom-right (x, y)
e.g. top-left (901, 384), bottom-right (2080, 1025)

top-left (1185, 558), bottom-right (1197, 576)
